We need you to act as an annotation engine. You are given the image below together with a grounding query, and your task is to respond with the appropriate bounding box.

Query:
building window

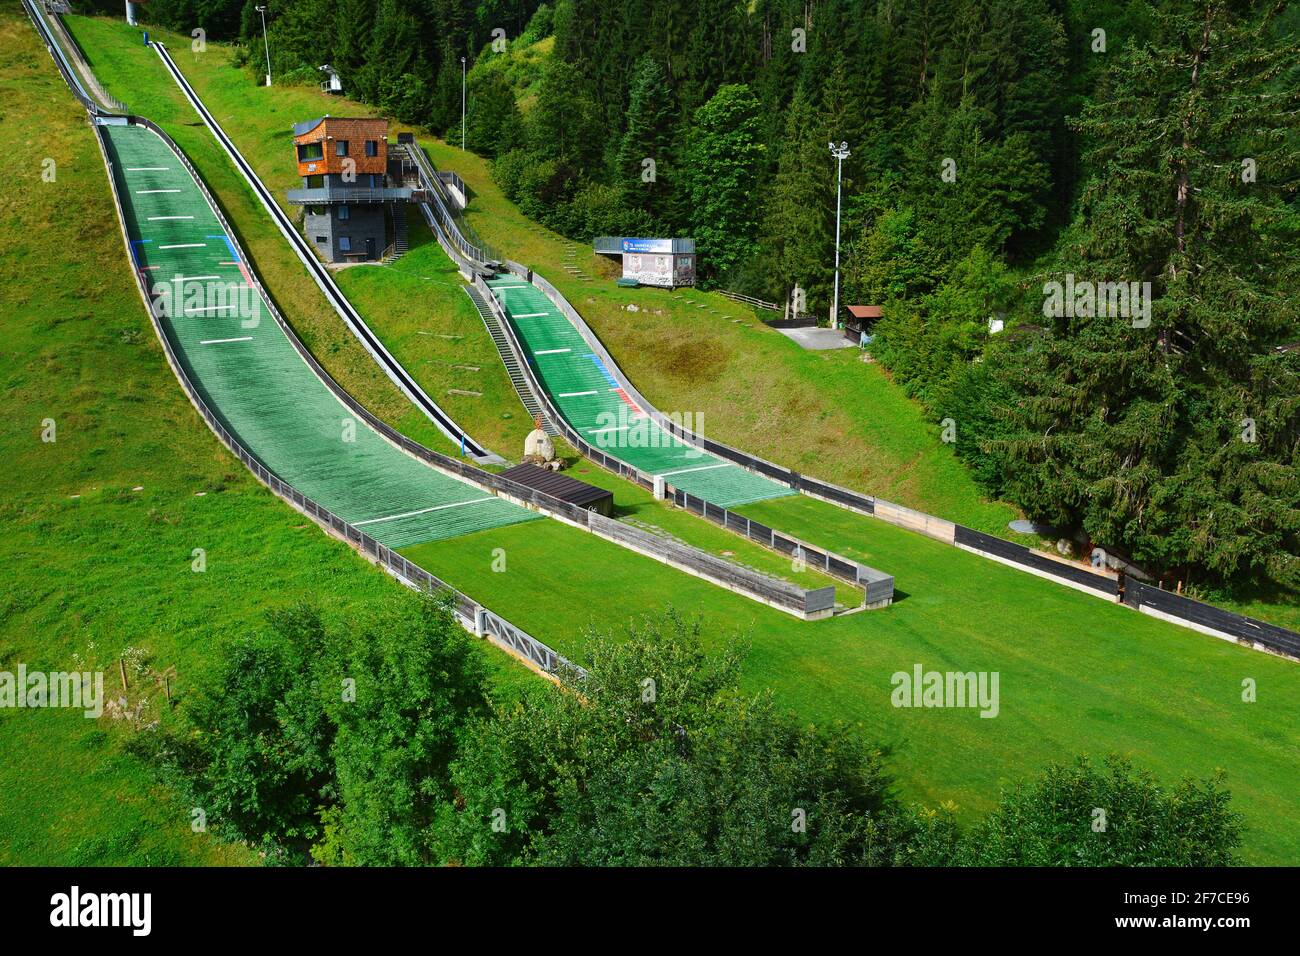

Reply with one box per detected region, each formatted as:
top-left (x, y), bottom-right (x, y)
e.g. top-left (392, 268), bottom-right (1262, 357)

top-left (365, 140), bottom-right (378, 157)
top-left (297, 142), bottom-right (323, 161)
top-left (306, 174), bottom-right (324, 188)
top-left (315, 236), bottom-right (326, 244)
top-left (339, 236), bottom-right (351, 252)
top-left (336, 140), bottom-right (349, 156)
top-left (338, 206), bottom-right (349, 220)
top-left (368, 173), bottom-right (381, 188)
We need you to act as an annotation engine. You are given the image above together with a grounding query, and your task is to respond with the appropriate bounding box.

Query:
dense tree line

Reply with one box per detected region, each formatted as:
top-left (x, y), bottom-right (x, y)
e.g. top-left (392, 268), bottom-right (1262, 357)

top-left (131, 598), bottom-right (1243, 866)
top-left (122, 0), bottom-right (1298, 592)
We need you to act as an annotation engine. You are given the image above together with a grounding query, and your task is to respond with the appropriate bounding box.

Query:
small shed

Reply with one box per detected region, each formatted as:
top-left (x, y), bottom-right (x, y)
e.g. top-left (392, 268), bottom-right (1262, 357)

top-left (845, 305), bottom-right (883, 344)
top-left (499, 463), bottom-right (614, 516)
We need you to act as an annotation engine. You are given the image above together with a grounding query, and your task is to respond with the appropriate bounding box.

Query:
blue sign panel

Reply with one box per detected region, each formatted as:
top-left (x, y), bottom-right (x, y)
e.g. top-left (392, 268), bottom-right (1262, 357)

top-left (622, 237), bottom-right (673, 254)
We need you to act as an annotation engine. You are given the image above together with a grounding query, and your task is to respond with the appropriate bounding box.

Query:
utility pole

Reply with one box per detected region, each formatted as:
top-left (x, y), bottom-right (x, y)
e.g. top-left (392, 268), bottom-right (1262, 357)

top-left (828, 141), bottom-right (850, 330)
top-left (255, 5), bottom-right (271, 87)
top-left (461, 56), bottom-right (467, 150)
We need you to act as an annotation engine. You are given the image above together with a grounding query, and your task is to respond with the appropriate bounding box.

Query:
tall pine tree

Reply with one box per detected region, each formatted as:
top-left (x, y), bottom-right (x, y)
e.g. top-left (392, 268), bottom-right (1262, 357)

top-left (997, 0), bottom-right (1300, 588)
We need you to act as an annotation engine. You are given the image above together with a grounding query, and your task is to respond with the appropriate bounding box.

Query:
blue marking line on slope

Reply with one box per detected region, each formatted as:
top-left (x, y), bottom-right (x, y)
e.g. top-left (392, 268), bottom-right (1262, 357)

top-left (586, 353), bottom-right (620, 388)
top-left (128, 238), bottom-right (152, 267)
top-left (208, 235), bottom-right (240, 261)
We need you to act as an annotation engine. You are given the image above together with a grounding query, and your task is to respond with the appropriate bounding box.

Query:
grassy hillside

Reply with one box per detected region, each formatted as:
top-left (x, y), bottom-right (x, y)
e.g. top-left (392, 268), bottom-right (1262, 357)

top-left (332, 220), bottom-right (534, 457)
top-left (0, 3), bottom-right (533, 864)
top-left (58, 12), bottom-right (474, 460)
top-left (41, 12), bottom-right (1300, 865)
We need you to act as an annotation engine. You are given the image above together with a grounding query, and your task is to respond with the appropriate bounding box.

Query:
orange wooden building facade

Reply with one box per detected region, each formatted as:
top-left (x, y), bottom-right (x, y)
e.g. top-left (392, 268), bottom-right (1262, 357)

top-left (293, 117), bottom-right (389, 179)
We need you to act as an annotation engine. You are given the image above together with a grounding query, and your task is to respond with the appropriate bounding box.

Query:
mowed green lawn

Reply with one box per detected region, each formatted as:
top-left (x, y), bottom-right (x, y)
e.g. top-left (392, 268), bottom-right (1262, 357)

top-left (403, 508), bottom-right (1300, 865)
top-left (58, 13), bottom-right (1300, 864)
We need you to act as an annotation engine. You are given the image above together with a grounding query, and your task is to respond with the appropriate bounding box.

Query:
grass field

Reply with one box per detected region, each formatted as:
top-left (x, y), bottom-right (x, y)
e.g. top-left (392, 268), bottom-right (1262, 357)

top-left (30, 11), bottom-right (1300, 865)
top-left (400, 497), bottom-right (1300, 865)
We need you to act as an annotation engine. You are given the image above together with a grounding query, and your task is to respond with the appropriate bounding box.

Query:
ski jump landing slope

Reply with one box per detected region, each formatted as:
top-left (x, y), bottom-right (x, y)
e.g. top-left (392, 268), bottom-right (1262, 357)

top-left (150, 41), bottom-right (502, 465)
top-left (100, 121), bottom-right (540, 548)
top-left (486, 276), bottom-right (795, 509)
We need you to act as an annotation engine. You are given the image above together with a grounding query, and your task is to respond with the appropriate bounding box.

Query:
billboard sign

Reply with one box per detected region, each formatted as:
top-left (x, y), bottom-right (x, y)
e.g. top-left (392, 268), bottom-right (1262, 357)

top-left (622, 237), bottom-right (673, 254)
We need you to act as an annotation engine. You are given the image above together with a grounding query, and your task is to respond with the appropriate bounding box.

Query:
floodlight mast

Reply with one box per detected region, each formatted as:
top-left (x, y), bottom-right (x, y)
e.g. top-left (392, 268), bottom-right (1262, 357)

top-left (829, 141), bottom-right (850, 330)
top-left (255, 5), bottom-right (272, 87)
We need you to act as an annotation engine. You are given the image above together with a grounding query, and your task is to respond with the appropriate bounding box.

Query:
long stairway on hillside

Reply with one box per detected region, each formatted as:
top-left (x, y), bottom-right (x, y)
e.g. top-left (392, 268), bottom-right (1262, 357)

top-left (464, 285), bottom-right (558, 435)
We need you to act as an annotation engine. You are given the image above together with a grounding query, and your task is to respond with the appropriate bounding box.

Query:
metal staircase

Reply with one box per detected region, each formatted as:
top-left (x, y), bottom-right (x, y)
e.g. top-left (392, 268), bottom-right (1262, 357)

top-left (387, 201), bottom-right (408, 260)
top-left (463, 286), bottom-right (558, 435)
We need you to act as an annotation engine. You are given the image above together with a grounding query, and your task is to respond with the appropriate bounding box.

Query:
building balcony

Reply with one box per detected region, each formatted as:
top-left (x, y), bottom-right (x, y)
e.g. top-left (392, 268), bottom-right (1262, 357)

top-left (286, 183), bottom-right (414, 205)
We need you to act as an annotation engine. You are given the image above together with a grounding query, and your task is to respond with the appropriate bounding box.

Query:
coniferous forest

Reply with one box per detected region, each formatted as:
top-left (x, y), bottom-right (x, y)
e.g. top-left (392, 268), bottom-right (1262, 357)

top-left (106, 0), bottom-right (1299, 598)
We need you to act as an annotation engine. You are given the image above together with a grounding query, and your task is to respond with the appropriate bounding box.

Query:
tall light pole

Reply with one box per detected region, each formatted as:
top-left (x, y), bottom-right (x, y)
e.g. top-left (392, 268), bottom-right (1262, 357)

top-left (828, 141), bottom-right (850, 330)
top-left (460, 56), bottom-right (467, 149)
top-left (255, 5), bottom-right (271, 87)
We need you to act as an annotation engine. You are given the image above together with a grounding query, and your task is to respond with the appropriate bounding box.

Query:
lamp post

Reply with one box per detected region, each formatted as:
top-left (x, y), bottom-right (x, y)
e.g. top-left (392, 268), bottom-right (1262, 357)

top-left (461, 56), bottom-right (467, 150)
top-left (255, 5), bottom-right (271, 87)
top-left (828, 141), bottom-right (850, 329)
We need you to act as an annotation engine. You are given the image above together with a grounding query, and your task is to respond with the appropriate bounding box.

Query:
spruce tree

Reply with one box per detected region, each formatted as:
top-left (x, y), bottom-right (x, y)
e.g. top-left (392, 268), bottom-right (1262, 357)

top-left (762, 85), bottom-right (835, 311)
top-left (998, 0), bottom-right (1300, 587)
top-left (615, 56), bottom-right (678, 229)
top-left (681, 84), bottom-right (767, 285)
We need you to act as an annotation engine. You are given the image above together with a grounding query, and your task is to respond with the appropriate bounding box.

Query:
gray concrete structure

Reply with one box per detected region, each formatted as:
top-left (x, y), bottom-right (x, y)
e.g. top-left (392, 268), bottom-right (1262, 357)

top-left (299, 195), bottom-right (387, 263)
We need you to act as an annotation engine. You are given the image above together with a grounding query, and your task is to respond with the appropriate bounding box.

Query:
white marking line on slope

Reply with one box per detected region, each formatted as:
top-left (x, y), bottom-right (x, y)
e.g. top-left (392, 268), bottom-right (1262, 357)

top-left (352, 497), bottom-right (497, 527)
top-left (588, 425), bottom-right (630, 435)
top-left (493, 284), bottom-right (527, 289)
top-left (535, 348), bottom-right (571, 355)
top-left (657, 463), bottom-right (731, 478)
top-left (513, 311), bottom-right (548, 318)
top-left (558, 390), bottom-right (598, 398)
top-left (148, 215), bottom-right (195, 221)
top-left (127, 166), bottom-right (169, 171)
top-left (173, 275), bottom-right (221, 282)
top-left (199, 336), bottom-right (253, 344)
top-left (160, 243), bottom-right (206, 249)
top-left (137, 189), bottom-right (181, 194)
top-left (186, 306), bottom-right (240, 314)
